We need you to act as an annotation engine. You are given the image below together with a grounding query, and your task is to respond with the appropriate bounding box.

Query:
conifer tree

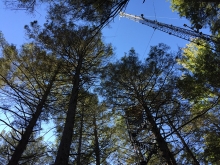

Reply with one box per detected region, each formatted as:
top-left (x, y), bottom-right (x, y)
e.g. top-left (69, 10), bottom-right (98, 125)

top-left (0, 33), bottom-right (61, 164)
top-left (99, 44), bottom-right (204, 164)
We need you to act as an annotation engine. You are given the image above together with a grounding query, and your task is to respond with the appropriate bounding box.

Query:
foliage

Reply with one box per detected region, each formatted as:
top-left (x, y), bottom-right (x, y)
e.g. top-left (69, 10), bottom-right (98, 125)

top-left (4, 0), bottom-right (130, 31)
top-left (177, 39), bottom-right (220, 99)
top-left (0, 130), bottom-right (52, 165)
top-left (170, 0), bottom-right (220, 35)
top-left (204, 130), bottom-right (220, 164)
top-left (177, 37), bottom-right (220, 164)
top-left (99, 44), bottom-right (195, 164)
top-left (2, 0), bottom-right (220, 161)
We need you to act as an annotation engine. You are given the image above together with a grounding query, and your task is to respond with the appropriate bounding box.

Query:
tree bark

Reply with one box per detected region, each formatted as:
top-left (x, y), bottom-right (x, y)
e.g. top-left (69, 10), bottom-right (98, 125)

top-left (54, 56), bottom-right (83, 165)
top-left (93, 117), bottom-right (100, 165)
top-left (8, 66), bottom-right (60, 165)
top-left (167, 117), bottom-right (199, 165)
top-left (76, 111), bottom-right (84, 165)
top-left (142, 104), bottom-right (177, 165)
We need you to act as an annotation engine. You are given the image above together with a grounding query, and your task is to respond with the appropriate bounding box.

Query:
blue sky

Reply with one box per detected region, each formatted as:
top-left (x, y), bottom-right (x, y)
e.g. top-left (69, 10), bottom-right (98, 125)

top-left (103, 0), bottom-right (191, 60)
top-left (0, 0), bottom-right (191, 59)
top-left (0, 1), bottom-right (47, 45)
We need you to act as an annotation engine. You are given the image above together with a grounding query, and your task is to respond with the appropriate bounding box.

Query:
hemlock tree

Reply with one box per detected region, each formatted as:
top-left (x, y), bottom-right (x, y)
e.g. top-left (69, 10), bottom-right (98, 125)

top-left (99, 44), bottom-right (183, 164)
top-left (25, 21), bottom-right (113, 164)
top-left (0, 130), bottom-right (52, 165)
top-left (51, 27), bottom-right (112, 165)
top-left (0, 35), bottom-right (61, 165)
top-left (74, 92), bottom-right (116, 165)
top-left (47, 0), bottom-right (130, 28)
top-left (51, 90), bottom-right (117, 164)
top-left (100, 44), bottom-right (202, 164)
top-left (177, 41), bottom-right (220, 164)
top-left (88, 95), bottom-right (116, 165)
top-left (171, 0), bottom-right (220, 159)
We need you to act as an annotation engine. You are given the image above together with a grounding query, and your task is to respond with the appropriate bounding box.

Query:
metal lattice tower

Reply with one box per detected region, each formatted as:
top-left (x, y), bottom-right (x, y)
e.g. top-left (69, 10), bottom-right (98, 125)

top-left (119, 12), bottom-right (219, 52)
top-left (125, 106), bottom-right (159, 165)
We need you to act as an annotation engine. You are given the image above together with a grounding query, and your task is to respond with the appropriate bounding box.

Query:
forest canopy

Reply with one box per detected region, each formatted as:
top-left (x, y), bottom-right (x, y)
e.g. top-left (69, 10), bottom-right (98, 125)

top-left (1, 0), bottom-right (220, 164)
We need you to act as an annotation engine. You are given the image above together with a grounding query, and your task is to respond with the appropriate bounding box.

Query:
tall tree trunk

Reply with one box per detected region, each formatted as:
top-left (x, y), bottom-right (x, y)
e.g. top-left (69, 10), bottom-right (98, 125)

top-left (54, 56), bottom-right (83, 165)
top-left (167, 117), bottom-right (199, 165)
top-left (76, 111), bottom-right (84, 165)
top-left (8, 66), bottom-right (60, 165)
top-left (142, 104), bottom-right (177, 165)
top-left (93, 117), bottom-right (100, 165)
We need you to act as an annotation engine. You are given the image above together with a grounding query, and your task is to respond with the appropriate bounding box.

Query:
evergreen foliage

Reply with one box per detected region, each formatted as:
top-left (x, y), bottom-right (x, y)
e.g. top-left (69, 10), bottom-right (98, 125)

top-left (1, 0), bottom-right (220, 164)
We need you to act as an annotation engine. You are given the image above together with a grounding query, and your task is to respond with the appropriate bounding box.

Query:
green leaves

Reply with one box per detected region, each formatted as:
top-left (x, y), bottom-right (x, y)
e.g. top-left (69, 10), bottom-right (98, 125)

top-left (0, 130), bottom-right (52, 165)
top-left (170, 0), bottom-right (220, 35)
top-left (176, 16), bottom-right (220, 164)
top-left (177, 40), bottom-right (220, 100)
top-left (204, 131), bottom-right (220, 164)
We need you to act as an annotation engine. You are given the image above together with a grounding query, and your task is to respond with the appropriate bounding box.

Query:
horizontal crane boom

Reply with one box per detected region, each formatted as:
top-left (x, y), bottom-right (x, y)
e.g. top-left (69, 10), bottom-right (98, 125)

top-left (119, 12), bottom-right (219, 52)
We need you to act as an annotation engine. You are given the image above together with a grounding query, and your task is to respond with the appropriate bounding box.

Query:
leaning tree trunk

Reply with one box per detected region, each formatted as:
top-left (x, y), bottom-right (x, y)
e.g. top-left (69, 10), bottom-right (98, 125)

top-left (167, 117), bottom-right (199, 165)
top-left (8, 66), bottom-right (60, 165)
top-left (93, 116), bottom-right (100, 165)
top-left (142, 104), bottom-right (177, 165)
top-left (54, 56), bottom-right (83, 165)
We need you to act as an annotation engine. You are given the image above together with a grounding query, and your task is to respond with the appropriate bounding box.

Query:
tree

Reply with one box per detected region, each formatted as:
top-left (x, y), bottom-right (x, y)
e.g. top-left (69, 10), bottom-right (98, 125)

top-left (172, 0), bottom-right (220, 160)
top-left (89, 97), bottom-right (116, 165)
top-left (48, 0), bottom-right (129, 27)
top-left (0, 130), bottom-right (52, 165)
top-left (177, 40), bottom-right (220, 164)
top-left (0, 34), bottom-right (61, 164)
top-left (99, 44), bottom-right (187, 164)
top-left (53, 27), bottom-right (111, 165)
top-left (51, 89), bottom-right (118, 165)
top-left (25, 21), bottom-right (113, 164)
top-left (203, 130), bottom-right (220, 164)
top-left (170, 0), bottom-right (220, 35)
top-left (4, 0), bottom-right (129, 31)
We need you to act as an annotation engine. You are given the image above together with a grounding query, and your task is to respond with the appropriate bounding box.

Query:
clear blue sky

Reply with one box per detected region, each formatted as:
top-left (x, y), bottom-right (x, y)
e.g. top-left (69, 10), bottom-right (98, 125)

top-left (0, 0), bottom-right (192, 59)
top-left (103, 0), bottom-right (191, 61)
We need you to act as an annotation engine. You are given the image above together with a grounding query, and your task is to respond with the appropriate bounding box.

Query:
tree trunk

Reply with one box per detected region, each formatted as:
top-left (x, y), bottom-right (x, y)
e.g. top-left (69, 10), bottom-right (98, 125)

top-left (167, 117), bottom-right (199, 165)
top-left (76, 111), bottom-right (84, 165)
top-left (54, 56), bottom-right (83, 165)
top-left (8, 66), bottom-right (60, 165)
top-left (142, 104), bottom-right (177, 165)
top-left (93, 117), bottom-right (100, 165)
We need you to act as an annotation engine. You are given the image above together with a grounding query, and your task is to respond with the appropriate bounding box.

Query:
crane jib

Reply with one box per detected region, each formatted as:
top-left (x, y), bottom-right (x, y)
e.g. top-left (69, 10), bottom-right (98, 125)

top-left (119, 12), bottom-right (219, 52)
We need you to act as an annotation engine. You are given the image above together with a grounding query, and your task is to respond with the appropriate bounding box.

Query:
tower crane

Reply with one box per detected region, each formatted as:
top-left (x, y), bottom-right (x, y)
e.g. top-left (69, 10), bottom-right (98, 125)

top-left (119, 12), bottom-right (219, 52)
